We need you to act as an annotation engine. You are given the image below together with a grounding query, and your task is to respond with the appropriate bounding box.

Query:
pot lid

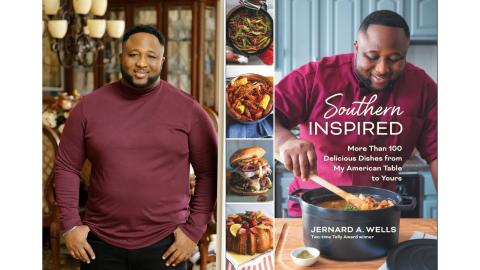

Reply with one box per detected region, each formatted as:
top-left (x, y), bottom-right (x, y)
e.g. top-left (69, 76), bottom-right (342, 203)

top-left (386, 239), bottom-right (437, 270)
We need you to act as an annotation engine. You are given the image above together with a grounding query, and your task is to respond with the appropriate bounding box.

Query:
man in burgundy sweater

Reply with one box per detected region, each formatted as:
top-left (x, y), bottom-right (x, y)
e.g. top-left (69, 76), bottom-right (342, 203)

top-left (55, 25), bottom-right (217, 269)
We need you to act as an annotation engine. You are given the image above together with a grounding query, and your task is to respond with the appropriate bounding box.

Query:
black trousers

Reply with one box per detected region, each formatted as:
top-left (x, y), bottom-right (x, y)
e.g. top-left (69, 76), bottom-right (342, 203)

top-left (80, 232), bottom-right (187, 270)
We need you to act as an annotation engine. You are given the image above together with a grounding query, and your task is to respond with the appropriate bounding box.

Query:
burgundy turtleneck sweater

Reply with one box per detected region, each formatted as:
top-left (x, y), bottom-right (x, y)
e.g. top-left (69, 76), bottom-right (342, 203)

top-left (55, 80), bottom-right (217, 249)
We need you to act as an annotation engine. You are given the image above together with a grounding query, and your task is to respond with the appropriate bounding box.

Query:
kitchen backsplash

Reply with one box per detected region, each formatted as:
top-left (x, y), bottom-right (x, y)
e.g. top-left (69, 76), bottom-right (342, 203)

top-left (407, 44), bottom-right (438, 82)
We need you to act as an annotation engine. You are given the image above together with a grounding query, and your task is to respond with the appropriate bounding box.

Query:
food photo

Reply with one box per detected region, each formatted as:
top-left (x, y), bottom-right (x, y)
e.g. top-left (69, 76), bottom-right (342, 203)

top-left (229, 146), bottom-right (273, 196)
top-left (225, 0), bottom-right (274, 65)
top-left (225, 204), bottom-right (274, 270)
top-left (226, 74), bottom-right (273, 123)
top-left (226, 140), bottom-right (273, 202)
top-left (226, 210), bottom-right (273, 255)
top-left (225, 69), bottom-right (273, 138)
top-left (227, 4), bottom-right (272, 55)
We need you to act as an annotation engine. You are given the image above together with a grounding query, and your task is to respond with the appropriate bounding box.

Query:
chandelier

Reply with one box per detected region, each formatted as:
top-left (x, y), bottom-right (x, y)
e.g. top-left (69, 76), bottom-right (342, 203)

top-left (43, 0), bottom-right (125, 68)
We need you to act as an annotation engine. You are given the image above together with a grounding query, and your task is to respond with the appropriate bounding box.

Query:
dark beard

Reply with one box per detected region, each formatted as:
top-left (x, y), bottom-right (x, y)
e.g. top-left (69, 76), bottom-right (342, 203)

top-left (120, 66), bottom-right (161, 90)
top-left (354, 54), bottom-right (394, 92)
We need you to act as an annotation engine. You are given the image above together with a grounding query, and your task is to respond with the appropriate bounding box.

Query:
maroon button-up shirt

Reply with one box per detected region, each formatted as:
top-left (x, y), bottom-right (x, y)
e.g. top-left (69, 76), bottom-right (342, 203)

top-left (275, 53), bottom-right (437, 217)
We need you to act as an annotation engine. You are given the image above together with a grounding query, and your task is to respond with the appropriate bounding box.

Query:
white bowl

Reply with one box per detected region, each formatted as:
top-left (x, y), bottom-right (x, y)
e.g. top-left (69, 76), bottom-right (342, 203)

top-left (290, 247), bottom-right (320, 267)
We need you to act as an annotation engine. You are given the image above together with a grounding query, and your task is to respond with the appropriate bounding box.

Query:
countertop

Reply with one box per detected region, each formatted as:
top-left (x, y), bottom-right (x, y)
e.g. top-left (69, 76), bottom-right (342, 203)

top-left (274, 218), bottom-right (437, 269)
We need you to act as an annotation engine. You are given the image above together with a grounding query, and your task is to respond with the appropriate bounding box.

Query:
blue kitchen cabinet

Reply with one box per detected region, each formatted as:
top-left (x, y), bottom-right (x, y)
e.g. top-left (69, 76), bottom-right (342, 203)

top-left (362, 0), bottom-right (438, 43)
top-left (365, 0), bottom-right (437, 41)
top-left (274, 163), bottom-right (294, 217)
top-left (321, 0), bottom-right (363, 56)
top-left (407, 0), bottom-right (438, 41)
top-left (275, 0), bottom-right (437, 77)
top-left (423, 199), bottom-right (438, 219)
top-left (365, 0), bottom-right (404, 14)
top-left (420, 170), bottom-right (438, 219)
top-left (275, 0), bottom-right (320, 76)
top-left (275, 0), bottom-right (362, 75)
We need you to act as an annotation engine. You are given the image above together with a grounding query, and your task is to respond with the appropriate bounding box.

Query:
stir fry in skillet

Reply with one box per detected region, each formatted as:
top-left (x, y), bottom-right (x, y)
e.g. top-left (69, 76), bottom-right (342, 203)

top-left (227, 11), bottom-right (272, 54)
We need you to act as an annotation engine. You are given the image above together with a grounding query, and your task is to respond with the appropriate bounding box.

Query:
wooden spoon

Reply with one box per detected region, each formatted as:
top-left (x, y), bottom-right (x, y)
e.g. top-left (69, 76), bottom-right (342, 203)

top-left (275, 153), bottom-right (365, 209)
top-left (307, 174), bottom-right (365, 209)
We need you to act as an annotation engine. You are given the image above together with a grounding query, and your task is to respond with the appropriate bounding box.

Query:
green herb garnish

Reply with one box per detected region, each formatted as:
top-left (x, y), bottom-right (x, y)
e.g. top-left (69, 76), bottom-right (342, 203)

top-left (344, 204), bottom-right (359, 211)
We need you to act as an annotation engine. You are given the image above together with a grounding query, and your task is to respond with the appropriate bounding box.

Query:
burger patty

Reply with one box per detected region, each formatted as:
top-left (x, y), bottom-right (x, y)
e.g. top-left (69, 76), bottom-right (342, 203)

top-left (231, 172), bottom-right (272, 191)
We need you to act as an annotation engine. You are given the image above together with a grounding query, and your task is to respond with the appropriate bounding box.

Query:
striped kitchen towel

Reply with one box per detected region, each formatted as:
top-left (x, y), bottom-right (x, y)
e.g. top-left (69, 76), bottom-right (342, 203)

top-left (226, 252), bottom-right (274, 270)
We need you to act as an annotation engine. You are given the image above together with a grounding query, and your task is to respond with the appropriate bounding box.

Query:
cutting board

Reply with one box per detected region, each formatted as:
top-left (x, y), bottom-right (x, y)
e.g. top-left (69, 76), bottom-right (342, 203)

top-left (274, 218), bottom-right (437, 269)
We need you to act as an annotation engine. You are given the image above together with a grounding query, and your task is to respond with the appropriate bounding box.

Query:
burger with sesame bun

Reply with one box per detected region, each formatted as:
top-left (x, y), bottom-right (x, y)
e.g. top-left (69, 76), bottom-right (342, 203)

top-left (229, 146), bottom-right (273, 195)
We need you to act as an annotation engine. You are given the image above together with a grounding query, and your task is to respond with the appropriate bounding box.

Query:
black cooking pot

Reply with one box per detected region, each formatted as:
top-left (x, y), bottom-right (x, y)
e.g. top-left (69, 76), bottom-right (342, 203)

top-left (289, 186), bottom-right (416, 261)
